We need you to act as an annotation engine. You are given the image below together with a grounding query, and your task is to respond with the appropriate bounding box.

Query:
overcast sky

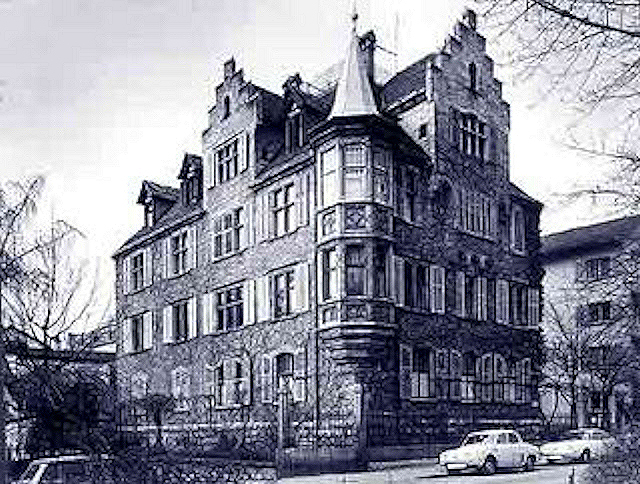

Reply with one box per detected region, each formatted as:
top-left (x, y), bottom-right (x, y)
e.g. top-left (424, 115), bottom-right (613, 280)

top-left (0, 0), bottom-right (610, 322)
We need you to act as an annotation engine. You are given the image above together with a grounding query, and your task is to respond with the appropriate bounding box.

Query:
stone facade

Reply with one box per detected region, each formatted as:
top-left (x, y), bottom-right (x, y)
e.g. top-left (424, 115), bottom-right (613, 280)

top-left (113, 10), bottom-right (543, 459)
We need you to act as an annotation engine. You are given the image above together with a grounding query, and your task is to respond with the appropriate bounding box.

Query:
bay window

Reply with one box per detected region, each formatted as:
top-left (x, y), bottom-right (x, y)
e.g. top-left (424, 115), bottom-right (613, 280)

top-left (346, 245), bottom-right (366, 295)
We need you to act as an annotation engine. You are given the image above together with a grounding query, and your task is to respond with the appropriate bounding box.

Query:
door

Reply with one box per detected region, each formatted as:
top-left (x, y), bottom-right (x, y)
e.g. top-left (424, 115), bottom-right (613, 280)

top-left (495, 433), bottom-right (514, 467)
top-left (508, 431), bottom-right (525, 467)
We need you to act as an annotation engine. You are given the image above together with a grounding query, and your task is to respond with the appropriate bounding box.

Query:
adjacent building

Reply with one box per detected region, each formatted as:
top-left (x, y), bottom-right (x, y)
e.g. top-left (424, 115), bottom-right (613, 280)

top-left (113, 10), bottom-right (543, 460)
top-left (541, 216), bottom-right (640, 432)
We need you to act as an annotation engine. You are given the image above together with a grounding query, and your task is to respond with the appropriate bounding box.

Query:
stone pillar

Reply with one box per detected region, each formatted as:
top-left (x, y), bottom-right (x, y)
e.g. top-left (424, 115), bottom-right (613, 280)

top-left (576, 387), bottom-right (586, 428)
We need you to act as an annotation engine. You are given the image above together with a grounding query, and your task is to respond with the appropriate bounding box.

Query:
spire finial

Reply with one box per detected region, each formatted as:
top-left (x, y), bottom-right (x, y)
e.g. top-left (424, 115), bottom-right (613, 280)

top-left (351, 0), bottom-right (358, 33)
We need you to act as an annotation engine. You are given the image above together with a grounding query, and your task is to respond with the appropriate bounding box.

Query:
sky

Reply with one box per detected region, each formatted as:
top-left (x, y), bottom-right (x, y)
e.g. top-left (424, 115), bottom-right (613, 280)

top-left (0, 0), bottom-right (613, 325)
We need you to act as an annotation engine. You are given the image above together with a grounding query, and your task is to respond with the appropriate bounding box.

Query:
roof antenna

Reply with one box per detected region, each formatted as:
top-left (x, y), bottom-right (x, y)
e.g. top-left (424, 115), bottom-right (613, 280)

top-left (394, 11), bottom-right (400, 72)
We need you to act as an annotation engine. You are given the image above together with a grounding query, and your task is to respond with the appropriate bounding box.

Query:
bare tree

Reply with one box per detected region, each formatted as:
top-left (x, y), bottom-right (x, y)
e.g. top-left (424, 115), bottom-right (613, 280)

top-left (542, 238), bottom-right (640, 431)
top-left (0, 178), bottom-right (111, 480)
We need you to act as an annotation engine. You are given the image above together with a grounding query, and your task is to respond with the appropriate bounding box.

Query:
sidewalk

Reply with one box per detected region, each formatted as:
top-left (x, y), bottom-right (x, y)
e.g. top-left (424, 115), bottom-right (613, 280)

top-left (277, 458), bottom-right (442, 483)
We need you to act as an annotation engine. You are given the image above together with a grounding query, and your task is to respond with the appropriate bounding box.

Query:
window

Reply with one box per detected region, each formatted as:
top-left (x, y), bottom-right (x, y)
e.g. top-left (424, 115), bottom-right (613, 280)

top-left (515, 358), bottom-right (533, 403)
top-left (223, 95), bottom-right (230, 119)
top-left (429, 265), bottom-right (445, 314)
top-left (411, 348), bottom-right (434, 398)
top-left (287, 111), bottom-right (304, 151)
top-left (323, 248), bottom-right (339, 300)
top-left (272, 185), bottom-right (294, 237)
top-left (480, 353), bottom-right (506, 402)
top-left (216, 285), bottom-right (243, 331)
top-left (527, 288), bottom-right (540, 326)
top-left (131, 372), bottom-right (148, 400)
top-left (343, 144), bottom-right (367, 200)
top-left (404, 261), bottom-right (414, 307)
top-left (469, 62), bottom-right (477, 92)
top-left (419, 123), bottom-right (427, 139)
top-left (173, 300), bottom-right (189, 343)
top-left (273, 269), bottom-right (294, 317)
top-left (512, 206), bottom-right (525, 253)
top-left (346, 245), bottom-right (366, 295)
top-left (131, 252), bottom-right (145, 292)
top-left (404, 169), bottom-right (417, 221)
top-left (171, 366), bottom-right (191, 406)
top-left (458, 112), bottom-right (486, 160)
top-left (186, 171), bottom-right (200, 204)
top-left (131, 314), bottom-right (144, 353)
top-left (510, 283), bottom-right (527, 325)
top-left (474, 277), bottom-right (488, 321)
top-left (416, 265), bottom-right (427, 308)
top-left (584, 257), bottom-right (611, 281)
top-left (123, 312), bottom-right (152, 354)
top-left (458, 188), bottom-right (493, 238)
top-left (217, 359), bottom-right (250, 406)
top-left (588, 301), bottom-right (611, 324)
top-left (144, 200), bottom-right (154, 227)
top-left (373, 149), bottom-right (389, 204)
top-left (496, 279), bottom-right (510, 324)
top-left (373, 244), bottom-right (387, 297)
top-left (213, 207), bottom-right (245, 258)
top-left (455, 271), bottom-right (466, 317)
top-left (261, 350), bottom-right (307, 404)
top-left (321, 147), bottom-right (338, 207)
top-left (216, 138), bottom-right (238, 183)
top-left (171, 231), bottom-right (188, 276)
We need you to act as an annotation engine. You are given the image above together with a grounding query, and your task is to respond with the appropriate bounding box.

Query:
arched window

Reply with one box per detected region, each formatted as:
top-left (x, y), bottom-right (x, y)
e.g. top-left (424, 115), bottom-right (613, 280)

top-left (223, 95), bottom-right (230, 119)
top-left (469, 63), bottom-right (477, 91)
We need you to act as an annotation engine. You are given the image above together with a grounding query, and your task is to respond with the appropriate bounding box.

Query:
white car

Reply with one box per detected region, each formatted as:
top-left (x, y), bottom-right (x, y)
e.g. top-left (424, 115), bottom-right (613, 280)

top-left (539, 428), bottom-right (615, 463)
top-left (13, 455), bottom-right (96, 484)
top-left (438, 429), bottom-right (539, 475)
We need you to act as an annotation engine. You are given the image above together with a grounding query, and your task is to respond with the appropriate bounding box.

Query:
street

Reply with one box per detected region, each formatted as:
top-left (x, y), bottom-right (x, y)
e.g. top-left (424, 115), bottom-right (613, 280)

top-left (279, 463), bottom-right (587, 483)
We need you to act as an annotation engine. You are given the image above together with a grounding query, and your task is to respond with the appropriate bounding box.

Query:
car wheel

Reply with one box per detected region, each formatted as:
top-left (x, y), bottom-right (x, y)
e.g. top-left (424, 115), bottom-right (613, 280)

top-left (482, 456), bottom-right (497, 475)
top-left (525, 455), bottom-right (535, 472)
top-left (581, 449), bottom-right (591, 462)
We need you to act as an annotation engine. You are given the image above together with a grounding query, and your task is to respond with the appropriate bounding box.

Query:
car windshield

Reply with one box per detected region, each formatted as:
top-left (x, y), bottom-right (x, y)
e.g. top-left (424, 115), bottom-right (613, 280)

top-left (462, 433), bottom-right (490, 445)
top-left (559, 430), bottom-right (587, 440)
top-left (20, 463), bottom-right (44, 480)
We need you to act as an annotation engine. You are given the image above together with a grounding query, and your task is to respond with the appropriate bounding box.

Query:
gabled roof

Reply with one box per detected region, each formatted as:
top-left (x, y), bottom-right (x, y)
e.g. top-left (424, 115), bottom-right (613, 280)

top-left (542, 214), bottom-right (640, 260)
top-left (177, 153), bottom-right (203, 180)
top-left (136, 180), bottom-right (179, 205)
top-left (329, 26), bottom-right (379, 119)
top-left (381, 57), bottom-right (428, 109)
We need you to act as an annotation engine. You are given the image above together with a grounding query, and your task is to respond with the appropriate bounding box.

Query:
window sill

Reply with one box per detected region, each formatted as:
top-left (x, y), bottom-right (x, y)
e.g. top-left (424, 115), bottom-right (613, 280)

top-left (457, 228), bottom-right (495, 243)
top-left (125, 285), bottom-right (152, 296)
top-left (212, 248), bottom-right (247, 264)
top-left (166, 269), bottom-right (193, 280)
top-left (122, 348), bottom-right (151, 356)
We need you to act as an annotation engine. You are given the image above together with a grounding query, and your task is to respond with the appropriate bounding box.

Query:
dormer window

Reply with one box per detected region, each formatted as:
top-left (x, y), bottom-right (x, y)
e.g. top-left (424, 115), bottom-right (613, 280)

top-left (469, 62), bottom-right (477, 92)
top-left (185, 168), bottom-right (200, 205)
top-left (286, 110), bottom-right (304, 152)
top-left (144, 196), bottom-right (154, 227)
top-left (223, 96), bottom-right (230, 119)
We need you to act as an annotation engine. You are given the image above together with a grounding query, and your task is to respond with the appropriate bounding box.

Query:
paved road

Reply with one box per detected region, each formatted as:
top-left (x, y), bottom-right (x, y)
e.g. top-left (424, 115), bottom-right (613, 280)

top-left (278, 463), bottom-right (586, 483)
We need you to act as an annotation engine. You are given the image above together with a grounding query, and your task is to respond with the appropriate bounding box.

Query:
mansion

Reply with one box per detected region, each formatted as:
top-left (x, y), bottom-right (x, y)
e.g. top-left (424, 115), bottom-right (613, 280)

top-left (113, 10), bottom-right (543, 460)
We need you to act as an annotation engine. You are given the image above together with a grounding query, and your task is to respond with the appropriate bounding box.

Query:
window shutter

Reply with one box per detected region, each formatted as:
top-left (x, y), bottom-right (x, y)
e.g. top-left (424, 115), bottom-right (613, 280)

top-left (204, 365), bottom-right (215, 398)
top-left (202, 292), bottom-right (213, 335)
top-left (529, 288), bottom-right (539, 326)
top-left (490, 200), bottom-right (498, 238)
top-left (242, 358), bottom-right (252, 405)
top-left (189, 226), bottom-right (197, 270)
top-left (187, 296), bottom-right (197, 339)
top-left (267, 192), bottom-right (275, 238)
top-left (142, 311), bottom-right (153, 350)
top-left (163, 305), bottom-right (173, 343)
top-left (430, 265), bottom-right (445, 314)
top-left (293, 348), bottom-right (306, 402)
top-left (399, 343), bottom-right (412, 399)
top-left (123, 257), bottom-right (131, 294)
top-left (144, 248), bottom-right (153, 287)
top-left (241, 131), bottom-right (250, 172)
top-left (244, 279), bottom-right (255, 325)
top-left (481, 277), bottom-right (488, 321)
top-left (256, 275), bottom-right (270, 322)
top-left (261, 355), bottom-right (273, 403)
top-left (394, 255), bottom-right (405, 305)
top-left (293, 263), bottom-right (309, 312)
top-left (164, 238), bottom-right (172, 278)
top-left (122, 318), bottom-right (132, 354)
top-left (243, 202), bottom-right (251, 248)
top-left (456, 271), bottom-right (466, 317)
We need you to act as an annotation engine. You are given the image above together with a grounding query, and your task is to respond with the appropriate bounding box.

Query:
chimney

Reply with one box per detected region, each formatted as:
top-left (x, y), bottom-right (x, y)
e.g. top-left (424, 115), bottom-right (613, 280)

top-left (463, 9), bottom-right (477, 30)
top-left (224, 58), bottom-right (236, 80)
top-left (359, 30), bottom-right (376, 81)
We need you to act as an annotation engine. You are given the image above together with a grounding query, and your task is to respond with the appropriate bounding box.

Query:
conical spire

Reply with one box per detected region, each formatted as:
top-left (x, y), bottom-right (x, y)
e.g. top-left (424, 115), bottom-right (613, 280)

top-left (329, 12), bottom-right (379, 119)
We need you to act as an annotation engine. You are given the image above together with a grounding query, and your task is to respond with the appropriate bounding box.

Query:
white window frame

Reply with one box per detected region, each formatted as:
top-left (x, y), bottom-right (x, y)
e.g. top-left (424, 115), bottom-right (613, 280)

top-left (429, 265), bottom-right (445, 314)
top-left (212, 207), bottom-right (246, 259)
